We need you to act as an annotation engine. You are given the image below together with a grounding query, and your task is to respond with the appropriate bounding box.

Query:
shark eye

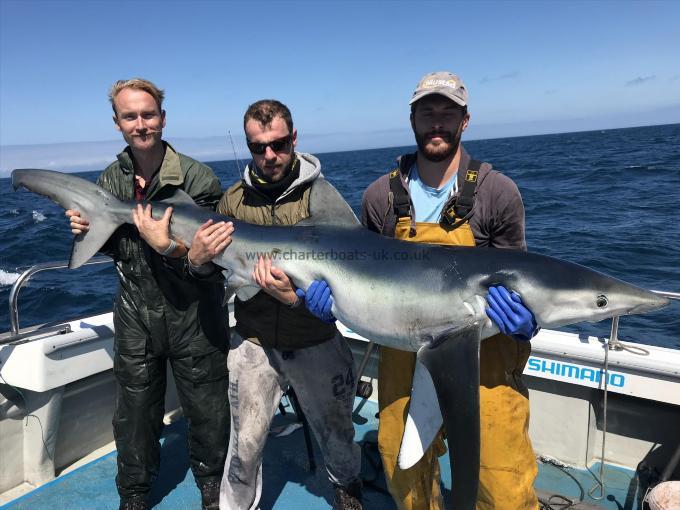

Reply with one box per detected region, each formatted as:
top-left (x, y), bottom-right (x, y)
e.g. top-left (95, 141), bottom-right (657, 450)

top-left (596, 295), bottom-right (608, 308)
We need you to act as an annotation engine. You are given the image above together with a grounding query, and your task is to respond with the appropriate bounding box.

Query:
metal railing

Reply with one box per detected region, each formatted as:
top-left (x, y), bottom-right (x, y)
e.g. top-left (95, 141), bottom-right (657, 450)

top-left (589, 288), bottom-right (679, 501)
top-left (650, 289), bottom-right (680, 301)
top-left (6, 256), bottom-right (112, 337)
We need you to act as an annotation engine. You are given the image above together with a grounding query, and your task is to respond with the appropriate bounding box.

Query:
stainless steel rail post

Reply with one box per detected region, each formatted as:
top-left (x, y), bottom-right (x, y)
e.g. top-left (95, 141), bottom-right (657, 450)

top-left (591, 289), bottom-right (679, 499)
top-left (7, 256), bottom-right (111, 337)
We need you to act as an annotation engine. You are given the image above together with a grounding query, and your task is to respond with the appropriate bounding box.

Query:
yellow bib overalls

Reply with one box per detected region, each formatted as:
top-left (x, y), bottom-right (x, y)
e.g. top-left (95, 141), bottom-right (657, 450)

top-left (377, 170), bottom-right (538, 510)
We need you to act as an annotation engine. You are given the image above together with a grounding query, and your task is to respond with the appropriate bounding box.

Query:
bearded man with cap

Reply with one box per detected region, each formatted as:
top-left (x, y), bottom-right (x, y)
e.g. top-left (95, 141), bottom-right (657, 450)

top-left (302, 72), bottom-right (540, 509)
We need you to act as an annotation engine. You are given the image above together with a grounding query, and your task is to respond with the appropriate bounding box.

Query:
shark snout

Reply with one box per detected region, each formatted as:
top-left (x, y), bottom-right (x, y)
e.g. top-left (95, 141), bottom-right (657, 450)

top-left (628, 291), bottom-right (670, 315)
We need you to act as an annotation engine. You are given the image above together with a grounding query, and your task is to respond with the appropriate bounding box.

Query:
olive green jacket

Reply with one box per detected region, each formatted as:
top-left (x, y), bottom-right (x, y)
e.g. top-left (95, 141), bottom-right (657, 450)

top-left (218, 152), bottom-right (337, 350)
top-left (99, 142), bottom-right (228, 373)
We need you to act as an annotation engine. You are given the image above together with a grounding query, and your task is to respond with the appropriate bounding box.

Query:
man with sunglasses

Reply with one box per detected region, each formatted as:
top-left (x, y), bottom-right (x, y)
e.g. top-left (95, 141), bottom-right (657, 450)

top-left (194, 99), bottom-right (362, 510)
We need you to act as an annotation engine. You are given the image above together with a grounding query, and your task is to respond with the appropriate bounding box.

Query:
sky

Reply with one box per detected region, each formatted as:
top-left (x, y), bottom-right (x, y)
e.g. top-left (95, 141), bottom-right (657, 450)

top-left (0, 0), bottom-right (679, 176)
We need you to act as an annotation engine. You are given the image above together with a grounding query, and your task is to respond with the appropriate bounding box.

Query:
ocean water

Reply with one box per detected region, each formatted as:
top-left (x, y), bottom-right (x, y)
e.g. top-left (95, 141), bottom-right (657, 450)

top-left (1, 124), bottom-right (679, 347)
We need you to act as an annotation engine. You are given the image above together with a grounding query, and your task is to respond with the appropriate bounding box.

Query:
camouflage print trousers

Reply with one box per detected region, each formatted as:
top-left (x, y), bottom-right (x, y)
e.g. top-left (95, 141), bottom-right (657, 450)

top-left (219, 331), bottom-right (361, 510)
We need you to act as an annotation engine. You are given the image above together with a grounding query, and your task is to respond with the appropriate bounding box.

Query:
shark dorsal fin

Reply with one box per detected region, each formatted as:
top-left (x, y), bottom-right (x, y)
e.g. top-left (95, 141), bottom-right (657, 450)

top-left (296, 179), bottom-right (360, 227)
top-left (157, 188), bottom-right (197, 207)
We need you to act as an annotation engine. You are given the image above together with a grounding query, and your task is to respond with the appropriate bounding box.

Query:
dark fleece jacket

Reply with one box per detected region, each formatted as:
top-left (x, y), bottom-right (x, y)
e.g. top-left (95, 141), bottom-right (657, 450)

top-left (361, 145), bottom-right (527, 250)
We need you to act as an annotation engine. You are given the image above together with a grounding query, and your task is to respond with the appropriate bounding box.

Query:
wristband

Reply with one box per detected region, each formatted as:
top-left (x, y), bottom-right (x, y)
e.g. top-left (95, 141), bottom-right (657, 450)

top-left (288, 294), bottom-right (303, 309)
top-left (161, 239), bottom-right (177, 257)
top-left (187, 253), bottom-right (214, 276)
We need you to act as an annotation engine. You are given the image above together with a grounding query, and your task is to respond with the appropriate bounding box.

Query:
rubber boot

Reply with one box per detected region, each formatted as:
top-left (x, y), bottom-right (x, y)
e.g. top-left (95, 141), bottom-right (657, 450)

top-left (332, 479), bottom-right (363, 510)
top-left (119, 496), bottom-right (148, 510)
top-left (200, 479), bottom-right (221, 510)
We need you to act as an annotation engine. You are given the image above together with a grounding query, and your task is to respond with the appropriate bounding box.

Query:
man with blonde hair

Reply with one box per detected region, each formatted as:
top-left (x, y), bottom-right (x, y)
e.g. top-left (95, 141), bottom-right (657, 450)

top-left (67, 78), bottom-right (233, 510)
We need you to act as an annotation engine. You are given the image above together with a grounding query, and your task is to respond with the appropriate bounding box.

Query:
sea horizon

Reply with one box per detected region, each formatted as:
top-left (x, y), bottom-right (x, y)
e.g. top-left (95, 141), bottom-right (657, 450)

top-left (2, 120), bottom-right (678, 178)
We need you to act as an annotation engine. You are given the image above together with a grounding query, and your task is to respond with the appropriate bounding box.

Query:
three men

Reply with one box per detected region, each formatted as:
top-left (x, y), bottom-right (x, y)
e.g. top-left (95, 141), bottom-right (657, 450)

top-left (66, 78), bottom-right (232, 510)
top-left (190, 99), bottom-right (363, 510)
top-left (69, 75), bottom-right (537, 509)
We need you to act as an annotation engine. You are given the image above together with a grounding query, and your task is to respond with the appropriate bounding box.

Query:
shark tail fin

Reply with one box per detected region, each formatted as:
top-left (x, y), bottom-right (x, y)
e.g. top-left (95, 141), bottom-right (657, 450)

top-left (68, 185), bottom-right (131, 268)
top-left (11, 169), bottom-right (130, 269)
top-left (69, 215), bottom-right (121, 269)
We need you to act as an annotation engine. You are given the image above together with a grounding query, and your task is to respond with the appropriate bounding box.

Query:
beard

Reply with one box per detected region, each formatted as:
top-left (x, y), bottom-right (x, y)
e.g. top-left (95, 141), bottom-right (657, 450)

top-left (414, 124), bottom-right (464, 163)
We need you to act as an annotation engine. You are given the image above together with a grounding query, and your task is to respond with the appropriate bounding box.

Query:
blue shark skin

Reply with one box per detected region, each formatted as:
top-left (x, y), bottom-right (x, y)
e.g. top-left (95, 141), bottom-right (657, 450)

top-left (12, 169), bottom-right (669, 510)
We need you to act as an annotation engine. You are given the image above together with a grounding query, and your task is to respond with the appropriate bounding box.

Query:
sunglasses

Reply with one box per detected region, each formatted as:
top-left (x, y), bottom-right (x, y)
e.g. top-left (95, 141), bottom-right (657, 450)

top-left (246, 134), bottom-right (293, 155)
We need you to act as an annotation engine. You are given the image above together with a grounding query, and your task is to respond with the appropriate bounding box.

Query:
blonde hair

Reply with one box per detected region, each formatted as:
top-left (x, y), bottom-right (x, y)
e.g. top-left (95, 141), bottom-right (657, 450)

top-left (109, 78), bottom-right (165, 115)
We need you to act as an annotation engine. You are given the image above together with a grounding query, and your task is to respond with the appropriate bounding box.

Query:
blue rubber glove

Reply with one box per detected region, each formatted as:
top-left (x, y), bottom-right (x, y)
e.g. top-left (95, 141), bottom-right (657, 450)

top-left (485, 285), bottom-right (538, 341)
top-left (295, 279), bottom-right (336, 323)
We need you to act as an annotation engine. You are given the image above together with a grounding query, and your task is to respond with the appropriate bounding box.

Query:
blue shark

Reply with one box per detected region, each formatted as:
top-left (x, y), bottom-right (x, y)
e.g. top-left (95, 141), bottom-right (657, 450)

top-left (12, 169), bottom-right (669, 509)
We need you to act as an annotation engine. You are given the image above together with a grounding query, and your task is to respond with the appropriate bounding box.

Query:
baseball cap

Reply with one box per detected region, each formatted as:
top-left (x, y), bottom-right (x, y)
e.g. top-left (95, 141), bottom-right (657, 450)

top-left (409, 71), bottom-right (468, 107)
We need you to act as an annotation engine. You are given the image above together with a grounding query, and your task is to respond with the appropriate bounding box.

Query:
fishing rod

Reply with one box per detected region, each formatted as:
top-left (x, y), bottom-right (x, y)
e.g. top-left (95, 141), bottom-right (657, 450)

top-left (228, 130), bottom-right (244, 178)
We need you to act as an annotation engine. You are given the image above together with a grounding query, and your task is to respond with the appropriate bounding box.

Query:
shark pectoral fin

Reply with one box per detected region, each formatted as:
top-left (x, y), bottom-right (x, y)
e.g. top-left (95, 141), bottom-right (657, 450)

top-left (416, 323), bottom-right (482, 510)
top-left (296, 179), bottom-right (360, 227)
top-left (69, 217), bottom-right (119, 269)
top-left (398, 360), bottom-right (444, 469)
top-left (235, 285), bottom-right (261, 302)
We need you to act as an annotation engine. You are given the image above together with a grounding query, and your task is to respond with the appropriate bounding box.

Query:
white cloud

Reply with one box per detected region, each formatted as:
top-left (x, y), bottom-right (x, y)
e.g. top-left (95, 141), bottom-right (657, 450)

top-left (625, 75), bottom-right (656, 86)
top-left (480, 72), bottom-right (519, 85)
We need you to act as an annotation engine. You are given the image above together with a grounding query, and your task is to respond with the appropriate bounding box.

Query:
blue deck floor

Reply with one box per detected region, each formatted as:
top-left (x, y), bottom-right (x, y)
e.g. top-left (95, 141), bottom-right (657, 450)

top-left (1, 398), bottom-right (645, 510)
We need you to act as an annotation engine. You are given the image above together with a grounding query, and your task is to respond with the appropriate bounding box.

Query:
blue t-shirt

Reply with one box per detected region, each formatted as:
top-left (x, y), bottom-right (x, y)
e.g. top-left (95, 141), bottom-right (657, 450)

top-left (408, 163), bottom-right (458, 222)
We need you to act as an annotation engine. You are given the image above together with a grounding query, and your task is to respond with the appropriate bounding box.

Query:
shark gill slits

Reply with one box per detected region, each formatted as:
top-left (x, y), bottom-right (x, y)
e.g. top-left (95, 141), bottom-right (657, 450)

top-left (596, 295), bottom-right (608, 308)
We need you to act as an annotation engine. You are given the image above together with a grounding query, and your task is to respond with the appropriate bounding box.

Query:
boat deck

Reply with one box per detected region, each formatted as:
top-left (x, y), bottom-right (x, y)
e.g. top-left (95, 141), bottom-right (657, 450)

top-left (0, 398), bottom-right (645, 510)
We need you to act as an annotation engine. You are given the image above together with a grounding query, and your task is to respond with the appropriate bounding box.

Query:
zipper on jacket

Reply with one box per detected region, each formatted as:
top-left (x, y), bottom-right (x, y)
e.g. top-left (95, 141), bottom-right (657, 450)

top-left (240, 180), bottom-right (278, 226)
top-left (270, 203), bottom-right (276, 225)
